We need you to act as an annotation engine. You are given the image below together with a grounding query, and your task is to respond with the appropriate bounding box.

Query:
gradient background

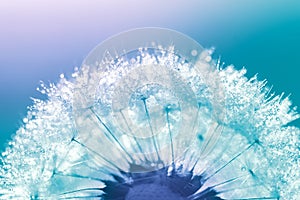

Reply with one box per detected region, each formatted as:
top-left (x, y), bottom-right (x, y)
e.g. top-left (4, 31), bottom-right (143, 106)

top-left (0, 0), bottom-right (299, 152)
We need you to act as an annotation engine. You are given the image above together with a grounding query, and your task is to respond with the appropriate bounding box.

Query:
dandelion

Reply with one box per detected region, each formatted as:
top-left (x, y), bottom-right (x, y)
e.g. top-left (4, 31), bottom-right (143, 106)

top-left (0, 28), bottom-right (299, 200)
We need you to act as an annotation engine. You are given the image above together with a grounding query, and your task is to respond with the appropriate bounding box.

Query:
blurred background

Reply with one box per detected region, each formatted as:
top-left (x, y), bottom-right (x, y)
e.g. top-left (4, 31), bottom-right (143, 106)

top-left (0, 0), bottom-right (299, 152)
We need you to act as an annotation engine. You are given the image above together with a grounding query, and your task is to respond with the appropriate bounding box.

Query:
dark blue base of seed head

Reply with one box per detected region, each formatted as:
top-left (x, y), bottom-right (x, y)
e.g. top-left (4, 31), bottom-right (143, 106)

top-left (101, 163), bottom-right (223, 200)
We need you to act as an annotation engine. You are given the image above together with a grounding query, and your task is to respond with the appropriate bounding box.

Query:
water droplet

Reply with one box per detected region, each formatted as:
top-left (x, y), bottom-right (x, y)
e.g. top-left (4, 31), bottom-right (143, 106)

top-left (205, 55), bottom-right (212, 62)
top-left (23, 118), bottom-right (28, 123)
top-left (191, 49), bottom-right (198, 56)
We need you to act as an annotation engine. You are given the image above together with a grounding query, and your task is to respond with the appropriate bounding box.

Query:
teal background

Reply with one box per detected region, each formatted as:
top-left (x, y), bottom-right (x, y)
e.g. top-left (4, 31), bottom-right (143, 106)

top-left (0, 0), bottom-right (299, 152)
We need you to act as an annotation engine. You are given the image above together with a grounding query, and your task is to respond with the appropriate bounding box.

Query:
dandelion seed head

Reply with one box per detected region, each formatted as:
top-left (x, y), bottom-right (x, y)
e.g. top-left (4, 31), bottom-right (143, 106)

top-left (0, 28), bottom-right (299, 200)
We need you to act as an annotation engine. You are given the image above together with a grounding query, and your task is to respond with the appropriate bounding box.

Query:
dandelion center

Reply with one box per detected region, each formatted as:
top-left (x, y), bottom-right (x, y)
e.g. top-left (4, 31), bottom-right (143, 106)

top-left (102, 164), bottom-right (222, 200)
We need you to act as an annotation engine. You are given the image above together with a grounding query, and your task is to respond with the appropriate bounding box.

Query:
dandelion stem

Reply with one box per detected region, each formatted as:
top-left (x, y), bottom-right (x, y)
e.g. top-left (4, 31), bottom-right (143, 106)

top-left (166, 107), bottom-right (175, 164)
top-left (89, 107), bottom-right (135, 163)
top-left (142, 98), bottom-right (162, 163)
top-left (204, 141), bottom-right (257, 183)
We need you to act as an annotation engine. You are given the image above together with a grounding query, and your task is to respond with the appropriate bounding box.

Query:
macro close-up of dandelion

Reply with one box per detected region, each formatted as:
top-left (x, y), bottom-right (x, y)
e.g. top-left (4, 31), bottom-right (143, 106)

top-left (0, 27), bottom-right (299, 200)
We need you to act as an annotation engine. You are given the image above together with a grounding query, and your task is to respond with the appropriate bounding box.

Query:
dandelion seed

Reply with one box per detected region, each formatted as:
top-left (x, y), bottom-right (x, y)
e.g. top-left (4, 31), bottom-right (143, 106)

top-left (0, 28), bottom-right (299, 200)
